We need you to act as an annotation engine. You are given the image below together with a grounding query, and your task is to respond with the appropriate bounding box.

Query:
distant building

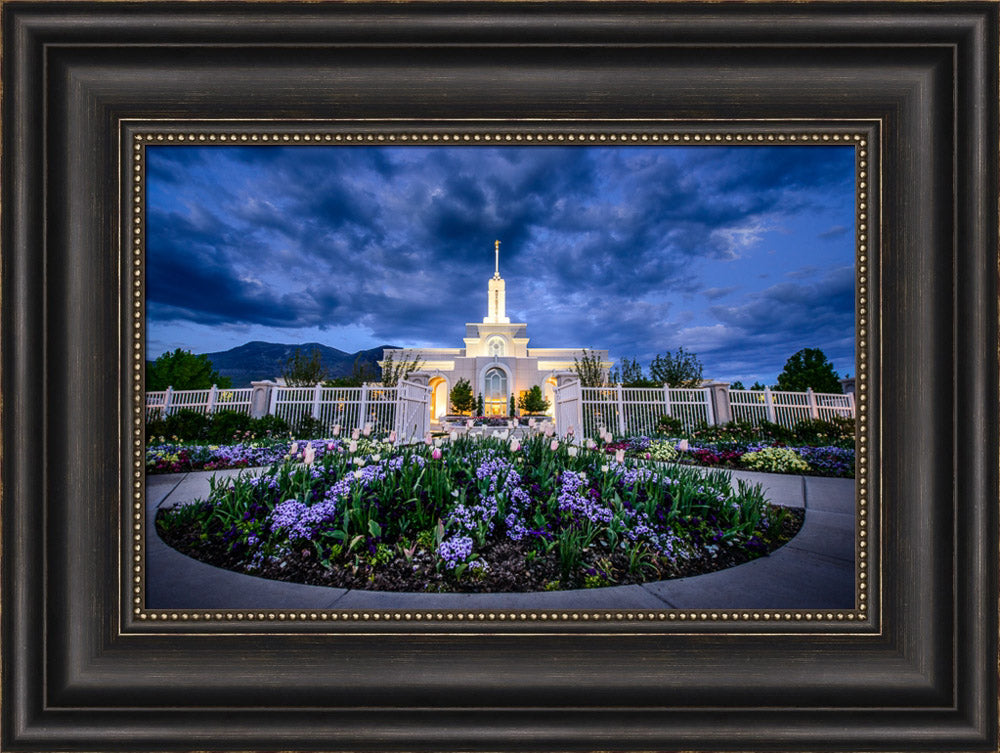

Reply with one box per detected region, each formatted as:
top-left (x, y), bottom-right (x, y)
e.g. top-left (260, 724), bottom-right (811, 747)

top-left (380, 241), bottom-right (611, 421)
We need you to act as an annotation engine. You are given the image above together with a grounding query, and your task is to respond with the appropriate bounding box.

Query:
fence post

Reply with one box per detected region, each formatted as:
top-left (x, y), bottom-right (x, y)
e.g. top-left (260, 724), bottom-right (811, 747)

top-left (846, 390), bottom-right (856, 418)
top-left (163, 386), bottom-right (174, 417)
top-left (206, 384), bottom-right (218, 414)
top-left (807, 387), bottom-right (819, 419)
top-left (359, 384), bottom-right (370, 430)
top-left (615, 384), bottom-right (626, 436)
top-left (662, 385), bottom-right (672, 417)
top-left (311, 383), bottom-right (323, 420)
top-left (268, 385), bottom-right (280, 417)
top-left (763, 387), bottom-right (776, 423)
top-left (250, 380), bottom-right (274, 418)
top-left (703, 387), bottom-right (716, 425)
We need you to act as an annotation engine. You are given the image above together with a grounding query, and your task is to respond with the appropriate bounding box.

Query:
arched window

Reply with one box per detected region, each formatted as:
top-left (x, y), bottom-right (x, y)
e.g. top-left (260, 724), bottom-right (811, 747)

top-left (487, 336), bottom-right (505, 357)
top-left (484, 367), bottom-right (508, 416)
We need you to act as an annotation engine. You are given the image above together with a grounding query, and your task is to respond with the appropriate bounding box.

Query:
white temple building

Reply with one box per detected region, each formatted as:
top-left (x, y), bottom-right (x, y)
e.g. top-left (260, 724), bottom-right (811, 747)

top-left (381, 241), bottom-right (611, 420)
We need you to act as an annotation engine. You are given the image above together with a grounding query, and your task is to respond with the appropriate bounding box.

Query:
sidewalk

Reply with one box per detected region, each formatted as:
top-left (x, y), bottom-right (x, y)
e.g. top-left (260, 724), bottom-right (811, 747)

top-left (145, 466), bottom-right (855, 610)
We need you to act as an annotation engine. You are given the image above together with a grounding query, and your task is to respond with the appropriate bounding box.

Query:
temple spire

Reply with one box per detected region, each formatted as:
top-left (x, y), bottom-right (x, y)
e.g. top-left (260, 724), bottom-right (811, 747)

top-left (485, 240), bottom-right (509, 323)
top-left (494, 239), bottom-right (501, 279)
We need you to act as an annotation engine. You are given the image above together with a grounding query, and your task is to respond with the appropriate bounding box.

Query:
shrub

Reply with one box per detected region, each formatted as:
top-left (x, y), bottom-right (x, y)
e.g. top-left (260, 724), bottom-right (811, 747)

top-left (253, 414), bottom-right (291, 437)
top-left (741, 447), bottom-right (810, 474)
top-left (655, 415), bottom-right (684, 436)
top-left (790, 417), bottom-right (855, 448)
top-left (204, 410), bottom-right (253, 443)
top-left (292, 414), bottom-right (327, 439)
top-left (163, 410), bottom-right (209, 442)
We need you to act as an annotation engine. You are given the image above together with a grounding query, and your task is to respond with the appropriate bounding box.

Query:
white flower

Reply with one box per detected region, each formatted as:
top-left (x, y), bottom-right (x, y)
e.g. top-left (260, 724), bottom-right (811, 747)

top-left (302, 446), bottom-right (316, 465)
top-left (353, 469), bottom-right (363, 480)
top-left (567, 446), bottom-right (578, 457)
top-left (601, 464), bottom-right (609, 473)
top-left (348, 440), bottom-right (358, 453)
top-left (615, 449), bottom-right (625, 463)
top-left (449, 431), bottom-right (458, 441)
top-left (290, 442), bottom-right (299, 455)
top-left (371, 454), bottom-right (381, 463)
top-left (509, 438), bottom-right (521, 452)
top-left (351, 428), bottom-right (360, 441)
top-left (434, 438), bottom-right (442, 448)
top-left (585, 438), bottom-right (596, 450)
top-left (332, 424), bottom-right (341, 437)
top-left (363, 424), bottom-right (372, 437)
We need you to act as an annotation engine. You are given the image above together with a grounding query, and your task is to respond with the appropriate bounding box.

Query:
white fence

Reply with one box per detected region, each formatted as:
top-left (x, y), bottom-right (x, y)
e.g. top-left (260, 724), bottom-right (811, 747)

top-left (554, 380), bottom-right (855, 439)
top-left (145, 381), bottom-right (431, 441)
top-left (146, 385), bottom-right (253, 422)
top-left (580, 386), bottom-right (714, 437)
top-left (729, 388), bottom-right (854, 426)
top-left (269, 384), bottom-right (399, 434)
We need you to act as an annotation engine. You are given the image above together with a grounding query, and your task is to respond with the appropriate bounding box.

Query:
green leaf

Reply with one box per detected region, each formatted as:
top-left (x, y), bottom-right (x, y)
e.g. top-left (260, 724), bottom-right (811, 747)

top-left (368, 519), bottom-right (382, 539)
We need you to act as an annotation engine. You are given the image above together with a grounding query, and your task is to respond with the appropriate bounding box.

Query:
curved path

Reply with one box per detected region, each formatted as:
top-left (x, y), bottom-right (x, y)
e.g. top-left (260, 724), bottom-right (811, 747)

top-left (145, 467), bottom-right (854, 610)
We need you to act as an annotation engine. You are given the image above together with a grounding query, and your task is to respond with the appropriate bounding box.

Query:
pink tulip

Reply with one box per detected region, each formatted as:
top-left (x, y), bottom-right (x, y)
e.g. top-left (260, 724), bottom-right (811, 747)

top-left (388, 430), bottom-right (397, 443)
top-left (303, 446), bottom-right (316, 465)
top-left (431, 448), bottom-right (442, 460)
top-left (615, 449), bottom-right (625, 463)
top-left (363, 424), bottom-right (372, 437)
top-left (333, 425), bottom-right (341, 437)
top-left (290, 442), bottom-right (299, 455)
top-left (351, 428), bottom-right (360, 440)
top-left (348, 440), bottom-right (358, 453)
top-left (677, 439), bottom-right (689, 451)
top-left (550, 439), bottom-right (559, 452)
top-left (326, 442), bottom-right (336, 451)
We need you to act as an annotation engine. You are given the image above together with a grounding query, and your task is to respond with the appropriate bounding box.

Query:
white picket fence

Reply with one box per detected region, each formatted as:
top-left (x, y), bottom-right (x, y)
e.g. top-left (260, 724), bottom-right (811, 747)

top-left (145, 385), bottom-right (253, 422)
top-left (729, 388), bottom-right (855, 425)
top-left (145, 381), bottom-right (431, 442)
top-left (555, 380), bottom-right (854, 439)
top-left (580, 386), bottom-right (714, 438)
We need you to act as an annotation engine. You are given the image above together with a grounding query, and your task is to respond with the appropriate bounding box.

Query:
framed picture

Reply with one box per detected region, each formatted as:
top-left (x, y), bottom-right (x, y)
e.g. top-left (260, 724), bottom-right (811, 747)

top-left (3, 3), bottom-right (996, 752)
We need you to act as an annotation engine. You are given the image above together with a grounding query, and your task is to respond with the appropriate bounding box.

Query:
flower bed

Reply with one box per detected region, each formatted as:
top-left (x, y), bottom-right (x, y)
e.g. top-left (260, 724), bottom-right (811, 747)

top-left (156, 434), bottom-right (802, 593)
top-left (604, 436), bottom-right (854, 478)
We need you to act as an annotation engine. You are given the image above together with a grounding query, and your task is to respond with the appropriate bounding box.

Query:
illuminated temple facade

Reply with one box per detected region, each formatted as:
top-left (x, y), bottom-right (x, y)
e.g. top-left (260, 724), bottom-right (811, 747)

top-left (381, 241), bottom-right (611, 420)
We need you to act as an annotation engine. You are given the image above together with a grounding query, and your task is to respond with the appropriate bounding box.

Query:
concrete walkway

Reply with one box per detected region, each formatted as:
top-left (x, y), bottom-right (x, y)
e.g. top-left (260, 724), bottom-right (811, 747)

top-left (145, 466), bottom-right (855, 610)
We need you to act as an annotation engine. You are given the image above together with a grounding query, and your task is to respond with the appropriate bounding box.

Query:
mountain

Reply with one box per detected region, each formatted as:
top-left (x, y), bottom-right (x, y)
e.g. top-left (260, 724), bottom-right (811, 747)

top-left (199, 341), bottom-right (397, 387)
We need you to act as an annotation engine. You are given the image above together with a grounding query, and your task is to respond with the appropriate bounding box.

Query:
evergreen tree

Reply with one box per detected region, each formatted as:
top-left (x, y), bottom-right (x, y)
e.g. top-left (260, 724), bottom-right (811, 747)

top-left (730, 380), bottom-right (746, 390)
top-left (476, 393), bottom-right (485, 416)
top-left (146, 348), bottom-right (231, 391)
top-left (324, 356), bottom-right (378, 387)
top-left (517, 385), bottom-right (551, 414)
top-left (775, 348), bottom-right (842, 393)
top-left (450, 378), bottom-right (474, 415)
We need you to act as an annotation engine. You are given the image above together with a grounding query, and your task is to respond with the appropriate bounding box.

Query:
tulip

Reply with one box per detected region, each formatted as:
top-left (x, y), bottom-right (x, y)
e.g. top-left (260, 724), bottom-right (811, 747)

top-left (567, 425), bottom-right (574, 435)
top-left (466, 419), bottom-right (474, 428)
top-left (677, 439), bottom-right (689, 452)
top-left (388, 430), bottom-right (397, 443)
top-left (333, 425), bottom-right (341, 437)
top-left (326, 442), bottom-right (336, 452)
top-left (424, 432), bottom-right (433, 445)
top-left (431, 448), bottom-right (442, 460)
top-left (348, 440), bottom-right (358, 453)
top-left (434, 438), bottom-right (443, 448)
top-left (568, 446), bottom-right (578, 457)
top-left (290, 442), bottom-right (299, 455)
top-left (509, 438), bottom-right (520, 452)
top-left (615, 449), bottom-right (625, 463)
top-left (449, 431), bottom-right (457, 442)
top-left (351, 428), bottom-right (360, 440)
top-left (371, 454), bottom-right (381, 463)
top-left (528, 418), bottom-right (536, 428)
top-left (550, 439), bottom-right (559, 452)
top-left (303, 446), bottom-right (316, 465)
top-left (353, 469), bottom-right (363, 480)
top-left (585, 439), bottom-right (596, 450)
top-left (363, 423), bottom-right (372, 437)
top-left (601, 464), bottom-right (609, 473)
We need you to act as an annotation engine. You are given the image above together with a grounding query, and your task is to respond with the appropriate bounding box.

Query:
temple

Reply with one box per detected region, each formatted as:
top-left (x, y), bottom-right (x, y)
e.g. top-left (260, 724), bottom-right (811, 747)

top-left (380, 241), bottom-right (611, 421)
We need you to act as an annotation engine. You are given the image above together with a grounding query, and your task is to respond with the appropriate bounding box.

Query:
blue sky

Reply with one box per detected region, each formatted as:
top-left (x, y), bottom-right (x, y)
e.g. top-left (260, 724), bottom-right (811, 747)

top-left (146, 144), bottom-right (856, 386)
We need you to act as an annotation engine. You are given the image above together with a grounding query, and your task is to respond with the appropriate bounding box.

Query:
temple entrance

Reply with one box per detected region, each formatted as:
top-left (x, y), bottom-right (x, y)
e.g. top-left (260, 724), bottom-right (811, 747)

top-left (484, 367), bottom-right (508, 416)
top-left (428, 376), bottom-right (448, 421)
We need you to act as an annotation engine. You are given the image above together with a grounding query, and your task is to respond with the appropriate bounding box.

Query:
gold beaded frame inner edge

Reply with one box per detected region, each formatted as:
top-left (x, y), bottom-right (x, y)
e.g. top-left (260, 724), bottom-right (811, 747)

top-left (124, 121), bottom-right (876, 634)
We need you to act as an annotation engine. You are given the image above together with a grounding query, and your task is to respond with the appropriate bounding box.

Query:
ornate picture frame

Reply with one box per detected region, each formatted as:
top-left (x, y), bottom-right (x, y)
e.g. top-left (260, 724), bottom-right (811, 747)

top-left (3, 3), bottom-right (996, 751)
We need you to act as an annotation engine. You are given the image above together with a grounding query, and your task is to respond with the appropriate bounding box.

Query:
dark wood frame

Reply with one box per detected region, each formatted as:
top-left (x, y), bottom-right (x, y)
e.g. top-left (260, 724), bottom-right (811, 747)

top-left (3, 2), bottom-right (997, 751)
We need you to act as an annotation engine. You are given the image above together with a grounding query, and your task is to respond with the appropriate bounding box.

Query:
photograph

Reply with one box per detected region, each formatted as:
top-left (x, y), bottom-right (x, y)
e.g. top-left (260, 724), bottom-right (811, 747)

top-left (142, 139), bottom-right (859, 610)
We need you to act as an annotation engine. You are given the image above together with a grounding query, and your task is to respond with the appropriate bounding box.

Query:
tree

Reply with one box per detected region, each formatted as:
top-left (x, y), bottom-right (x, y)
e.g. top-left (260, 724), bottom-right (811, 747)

top-left (324, 355), bottom-right (378, 388)
top-left (475, 393), bottom-right (485, 416)
top-left (282, 346), bottom-right (328, 386)
top-left (518, 385), bottom-right (551, 414)
top-left (450, 378), bottom-right (474, 415)
top-left (509, 394), bottom-right (516, 416)
top-left (730, 380), bottom-right (746, 390)
top-left (775, 348), bottom-right (843, 393)
top-left (572, 349), bottom-right (610, 387)
top-left (750, 381), bottom-right (767, 391)
top-left (648, 347), bottom-right (704, 387)
top-left (146, 348), bottom-right (231, 391)
top-left (380, 350), bottom-right (423, 387)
